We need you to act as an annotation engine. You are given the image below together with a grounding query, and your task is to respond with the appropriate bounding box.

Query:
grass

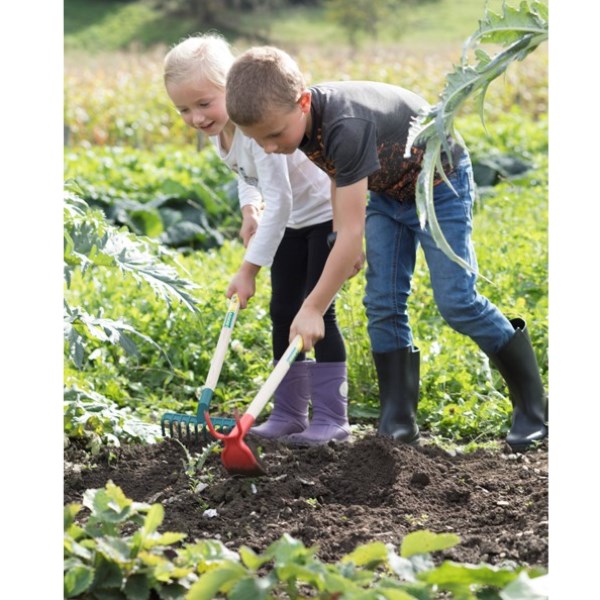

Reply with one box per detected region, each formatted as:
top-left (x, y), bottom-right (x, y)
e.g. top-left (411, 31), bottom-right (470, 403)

top-left (64, 0), bottom-right (192, 52)
top-left (65, 0), bottom-right (547, 53)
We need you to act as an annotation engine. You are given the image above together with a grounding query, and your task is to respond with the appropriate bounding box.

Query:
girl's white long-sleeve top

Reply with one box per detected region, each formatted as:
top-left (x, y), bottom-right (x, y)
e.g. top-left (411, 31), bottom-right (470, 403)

top-left (210, 128), bottom-right (332, 267)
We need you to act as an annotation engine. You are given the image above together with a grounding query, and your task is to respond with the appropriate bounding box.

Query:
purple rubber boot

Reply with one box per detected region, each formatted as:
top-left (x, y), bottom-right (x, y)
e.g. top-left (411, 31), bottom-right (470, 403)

top-left (285, 362), bottom-right (351, 446)
top-left (250, 360), bottom-right (310, 439)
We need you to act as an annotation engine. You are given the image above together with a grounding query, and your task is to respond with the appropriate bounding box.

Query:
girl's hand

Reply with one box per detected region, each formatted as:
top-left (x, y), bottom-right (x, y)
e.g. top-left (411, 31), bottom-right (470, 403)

top-left (226, 263), bottom-right (259, 308)
top-left (239, 205), bottom-right (261, 247)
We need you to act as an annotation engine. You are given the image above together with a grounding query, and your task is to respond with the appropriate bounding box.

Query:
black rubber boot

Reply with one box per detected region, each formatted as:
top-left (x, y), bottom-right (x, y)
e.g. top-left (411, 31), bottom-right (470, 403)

top-left (487, 318), bottom-right (548, 451)
top-left (372, 347), bottom-right (420, 445)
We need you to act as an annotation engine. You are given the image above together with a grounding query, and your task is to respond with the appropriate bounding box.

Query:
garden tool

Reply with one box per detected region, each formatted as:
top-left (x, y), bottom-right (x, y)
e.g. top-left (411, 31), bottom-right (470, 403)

top-left (161, 294), bottom-right (240, 444)
top-left (205, 335), bottom-right (303, 477)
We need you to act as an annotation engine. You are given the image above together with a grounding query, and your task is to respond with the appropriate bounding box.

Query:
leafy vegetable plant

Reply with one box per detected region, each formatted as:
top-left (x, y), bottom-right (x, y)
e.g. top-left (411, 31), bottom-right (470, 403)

top-left (65, 482), bottom-right (547, 599)
top-left (406, 0), bottom-right (548, 271)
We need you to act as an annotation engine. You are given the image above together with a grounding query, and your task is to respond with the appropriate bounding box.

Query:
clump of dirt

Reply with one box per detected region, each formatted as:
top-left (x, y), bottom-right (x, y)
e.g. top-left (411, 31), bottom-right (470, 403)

top-left (64, 432), bottom-right (548, 567)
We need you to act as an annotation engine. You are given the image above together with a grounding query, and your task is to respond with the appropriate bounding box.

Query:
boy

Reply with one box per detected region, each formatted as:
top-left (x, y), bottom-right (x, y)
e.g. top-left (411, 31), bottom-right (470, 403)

top-left (224, 46), bottom-right (547, 451)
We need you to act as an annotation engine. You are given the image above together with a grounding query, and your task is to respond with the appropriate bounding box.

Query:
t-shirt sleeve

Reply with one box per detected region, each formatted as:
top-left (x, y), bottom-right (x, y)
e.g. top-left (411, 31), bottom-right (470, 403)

top-left (326, 118), bottom-right (380, 188)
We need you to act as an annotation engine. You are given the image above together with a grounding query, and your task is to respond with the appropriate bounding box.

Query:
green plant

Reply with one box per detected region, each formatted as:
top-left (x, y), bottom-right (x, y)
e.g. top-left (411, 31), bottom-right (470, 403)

top-left (64, 145), bottom-right (239, 249)
top-left (64, 482), bottom-right (195, 598)
top-left (64, 189), bottom-right (204, 448)
top-left (64, 386), bottom-right (161, 453)
top-left (66, 483), bottom-right (547, 599)
top-left (174, 439), bottom-right (219, 494)
top-left (406, 0), bottom-right (548, 272)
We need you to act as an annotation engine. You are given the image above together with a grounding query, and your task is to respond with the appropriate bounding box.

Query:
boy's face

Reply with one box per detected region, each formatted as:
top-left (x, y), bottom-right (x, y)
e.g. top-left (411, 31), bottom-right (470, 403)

top-left (237, 90), bottom-right (311, 155)
top-left (166, 76), bottom-right (229, 136)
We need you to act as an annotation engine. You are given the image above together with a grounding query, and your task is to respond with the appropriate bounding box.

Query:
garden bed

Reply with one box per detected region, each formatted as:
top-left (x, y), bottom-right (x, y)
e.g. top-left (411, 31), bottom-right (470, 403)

top-left (64, 432), bottom-right (548, 568)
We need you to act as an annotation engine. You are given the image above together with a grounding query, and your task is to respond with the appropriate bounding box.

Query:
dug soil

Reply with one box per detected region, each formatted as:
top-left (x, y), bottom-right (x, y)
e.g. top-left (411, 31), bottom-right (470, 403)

top-left (64, 432), bottom-right (548, 568)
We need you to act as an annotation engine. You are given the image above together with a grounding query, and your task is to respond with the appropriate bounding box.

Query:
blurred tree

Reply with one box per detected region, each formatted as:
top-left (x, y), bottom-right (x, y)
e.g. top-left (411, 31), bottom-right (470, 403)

top-left (160, 0), bottom-right (285, 38)
top-left (325, 0), bottom-right (391, 46)
top-left (325, 0), bottom-right (441, 47)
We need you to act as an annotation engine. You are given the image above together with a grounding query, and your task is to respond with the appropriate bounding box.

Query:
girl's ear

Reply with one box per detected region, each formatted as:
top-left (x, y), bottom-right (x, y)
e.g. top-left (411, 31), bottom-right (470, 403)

top-left (298, 89), bottom-right (312, 114)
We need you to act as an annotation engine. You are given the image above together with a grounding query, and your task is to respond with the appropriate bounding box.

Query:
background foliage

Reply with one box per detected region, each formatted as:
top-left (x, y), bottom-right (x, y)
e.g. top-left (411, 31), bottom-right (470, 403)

top-left (64, 1), bottom-right (548, 451)
top-left (62, 1), bottom-right (549, 595)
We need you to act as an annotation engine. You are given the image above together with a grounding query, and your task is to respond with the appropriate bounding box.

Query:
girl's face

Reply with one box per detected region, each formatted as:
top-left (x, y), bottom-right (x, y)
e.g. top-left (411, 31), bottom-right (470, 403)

top-left (167, 75), bottom-right (229, 136)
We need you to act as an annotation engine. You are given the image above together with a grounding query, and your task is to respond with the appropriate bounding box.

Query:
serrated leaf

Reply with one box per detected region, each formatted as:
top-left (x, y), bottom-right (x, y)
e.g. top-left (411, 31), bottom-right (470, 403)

top-left (64, 565), bottom-right (95, 598)
top-left (90, 554), bottom-right (124, 591)
top-left (405, 1), bottom-right (547, 270)
top-left (400, 530), bottom-right (460, 558)
top-left (472, 1), bottom-right (548, 46)
top-left (123, 573), bottom-right (151, 600)
top-left (96, 536), bottom-right (135, 563)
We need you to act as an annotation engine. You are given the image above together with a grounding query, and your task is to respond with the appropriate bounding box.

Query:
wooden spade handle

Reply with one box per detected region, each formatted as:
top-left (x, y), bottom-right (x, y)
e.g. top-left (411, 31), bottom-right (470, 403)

top-left (245, 335), bottom-right (304, 420)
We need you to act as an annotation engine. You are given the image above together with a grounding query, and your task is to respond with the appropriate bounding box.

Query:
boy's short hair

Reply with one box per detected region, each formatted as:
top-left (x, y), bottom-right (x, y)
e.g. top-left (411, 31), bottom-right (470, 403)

top-left (226, 46), bottom-right (305, 126)
top-left (163, 33), bottom-right (234, 89)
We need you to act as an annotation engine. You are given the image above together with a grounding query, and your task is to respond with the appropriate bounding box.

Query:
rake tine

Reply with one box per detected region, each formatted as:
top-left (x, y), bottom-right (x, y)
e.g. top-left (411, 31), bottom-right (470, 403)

top-left (169, 420), bottom-right (174, 438)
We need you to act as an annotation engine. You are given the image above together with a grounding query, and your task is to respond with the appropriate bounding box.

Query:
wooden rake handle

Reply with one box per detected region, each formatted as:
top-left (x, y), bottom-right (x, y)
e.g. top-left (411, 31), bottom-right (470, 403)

top-left (204, 294), bottom-right (240, 391)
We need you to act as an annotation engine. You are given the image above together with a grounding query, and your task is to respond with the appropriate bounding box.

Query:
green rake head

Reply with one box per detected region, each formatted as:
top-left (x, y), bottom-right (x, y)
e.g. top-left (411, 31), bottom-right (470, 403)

top-left (160, 387), bottom-right (236, 445)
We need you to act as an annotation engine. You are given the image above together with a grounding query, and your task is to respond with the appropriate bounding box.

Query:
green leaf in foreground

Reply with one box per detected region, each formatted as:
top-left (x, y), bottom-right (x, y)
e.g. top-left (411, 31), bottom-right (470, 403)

top-left (400, 530), bottom-right (460, 558)
top-left (64, 565), bottom-right (95, 598)
top-left (186, 564), bottom-right (248, 600)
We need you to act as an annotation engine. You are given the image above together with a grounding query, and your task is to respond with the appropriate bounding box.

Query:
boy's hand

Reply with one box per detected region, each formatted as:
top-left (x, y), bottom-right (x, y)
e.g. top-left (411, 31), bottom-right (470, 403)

top-left (290, 305), bottom-right (325, 352)
top-left (226, 262), bottom-right (260, 308)
top-left (350, 251), bottom-right (365, 278)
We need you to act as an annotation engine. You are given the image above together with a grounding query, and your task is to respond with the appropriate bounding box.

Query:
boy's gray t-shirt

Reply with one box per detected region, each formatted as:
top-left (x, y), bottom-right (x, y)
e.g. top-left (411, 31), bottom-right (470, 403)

top-left (299, 81), bottom-right (462, 202)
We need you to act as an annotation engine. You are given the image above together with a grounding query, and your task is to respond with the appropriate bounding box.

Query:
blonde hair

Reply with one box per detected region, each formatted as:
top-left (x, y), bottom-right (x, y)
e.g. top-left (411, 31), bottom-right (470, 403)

top-left (226, 46), bottom-right (305, 126)
top-left (163, 33), bottom-right (234, 89)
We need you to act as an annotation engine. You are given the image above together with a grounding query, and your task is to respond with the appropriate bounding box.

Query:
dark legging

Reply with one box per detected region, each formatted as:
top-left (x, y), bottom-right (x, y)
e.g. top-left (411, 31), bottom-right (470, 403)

top-left (270, 220), bottom-right (346, 362)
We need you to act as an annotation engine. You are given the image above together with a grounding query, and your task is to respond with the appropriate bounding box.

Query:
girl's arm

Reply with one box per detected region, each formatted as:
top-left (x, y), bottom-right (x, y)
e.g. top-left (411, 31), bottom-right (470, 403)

top-left (226, 140), bottom-right (294, 307)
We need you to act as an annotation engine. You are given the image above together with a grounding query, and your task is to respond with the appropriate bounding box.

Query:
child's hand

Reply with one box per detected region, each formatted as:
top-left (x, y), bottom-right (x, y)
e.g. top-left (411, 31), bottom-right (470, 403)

top-left (240, 205), bottom-right (261, 247)
top-left (289, 306), bottom-right (325, 352)
top-left (226, 262), bottom-right (260, 308)
top-left (350, 251), bottom-right (365, 278)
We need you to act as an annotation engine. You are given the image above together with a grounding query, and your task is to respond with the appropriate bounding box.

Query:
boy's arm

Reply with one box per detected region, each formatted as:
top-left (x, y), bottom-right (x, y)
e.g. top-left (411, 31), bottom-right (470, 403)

top-left (290, 177), bottom-right (367, 351)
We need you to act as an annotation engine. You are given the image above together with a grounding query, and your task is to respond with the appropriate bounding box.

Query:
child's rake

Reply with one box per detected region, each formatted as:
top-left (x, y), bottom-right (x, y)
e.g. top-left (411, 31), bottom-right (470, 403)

top-left (161, 295), bottom-right (240, 444)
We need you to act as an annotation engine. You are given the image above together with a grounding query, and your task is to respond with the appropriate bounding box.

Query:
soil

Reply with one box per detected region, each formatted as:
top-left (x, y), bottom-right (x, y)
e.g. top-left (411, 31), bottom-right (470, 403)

top-left (64, 431), bottom-right (548, 569)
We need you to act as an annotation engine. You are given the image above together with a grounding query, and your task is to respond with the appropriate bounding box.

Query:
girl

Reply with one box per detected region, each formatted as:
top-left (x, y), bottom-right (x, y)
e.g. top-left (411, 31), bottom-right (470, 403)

top-left (163, 33), bottom-right (351, 445)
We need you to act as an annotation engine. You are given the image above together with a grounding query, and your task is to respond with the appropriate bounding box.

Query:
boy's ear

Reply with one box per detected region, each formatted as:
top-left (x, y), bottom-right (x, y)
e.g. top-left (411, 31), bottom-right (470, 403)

top-left (298, 89), bottom-right (311, 114)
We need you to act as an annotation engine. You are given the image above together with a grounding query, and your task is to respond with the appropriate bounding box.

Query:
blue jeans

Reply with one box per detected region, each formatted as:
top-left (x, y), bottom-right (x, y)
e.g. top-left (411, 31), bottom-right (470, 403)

top-left (364, 153), bottom-right (515, 354)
